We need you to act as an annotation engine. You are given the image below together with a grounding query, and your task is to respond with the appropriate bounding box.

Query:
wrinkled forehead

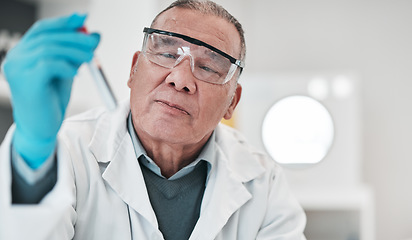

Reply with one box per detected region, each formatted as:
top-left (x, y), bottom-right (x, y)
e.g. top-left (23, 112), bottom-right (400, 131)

top-left (151, 7), bottom-right (242, 59)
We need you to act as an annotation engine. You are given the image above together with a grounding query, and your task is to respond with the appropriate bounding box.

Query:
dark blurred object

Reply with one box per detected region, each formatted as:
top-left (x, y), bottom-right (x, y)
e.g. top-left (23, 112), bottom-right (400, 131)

top-left (0, 48), bottom-right (6, 65)
top-left (0, 0), bottom-right (36, 66)
top-left (0, 0), bottom-right (34, 141)
top-left (0, 0), bottom-right (36, 33)
top-left (0, 105), bottom-right (13, 143)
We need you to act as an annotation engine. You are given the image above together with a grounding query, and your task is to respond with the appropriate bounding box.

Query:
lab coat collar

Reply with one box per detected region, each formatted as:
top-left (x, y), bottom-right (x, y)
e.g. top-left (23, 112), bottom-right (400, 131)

top-left (88, 100), bottom-right (159, 228)
top-left (190, 124), bottom-right (266, 240)
top-left (215, 123), bottom-right (266, 183)
top-left (190, 146), bottom-right (252, 240)
top-left (88, 100), bottom-right (130, 165)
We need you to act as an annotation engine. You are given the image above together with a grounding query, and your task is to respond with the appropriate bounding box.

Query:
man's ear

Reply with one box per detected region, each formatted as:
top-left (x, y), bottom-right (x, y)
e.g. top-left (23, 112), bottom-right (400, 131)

top-left (128, 51), bottom-right (141, 88)
top-left (223, 83), bottom-right (242, 120)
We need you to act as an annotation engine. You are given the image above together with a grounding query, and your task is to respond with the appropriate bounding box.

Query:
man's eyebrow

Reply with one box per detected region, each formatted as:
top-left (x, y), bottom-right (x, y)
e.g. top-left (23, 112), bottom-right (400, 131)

top-left (157, 35), bottom-right (180, 45)
top-left (202, 48), bottom-right (220, 60)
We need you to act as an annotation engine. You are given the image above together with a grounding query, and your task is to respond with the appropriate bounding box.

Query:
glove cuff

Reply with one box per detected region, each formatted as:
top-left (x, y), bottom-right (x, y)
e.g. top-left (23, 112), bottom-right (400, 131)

top-left (12, 130), bottom-right (57, 169)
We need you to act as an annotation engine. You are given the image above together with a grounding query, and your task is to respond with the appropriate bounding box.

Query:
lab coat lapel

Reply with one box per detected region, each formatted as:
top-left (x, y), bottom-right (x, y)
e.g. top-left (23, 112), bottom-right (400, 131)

top-left (101, 136), bottom-right (158, 228)
top-left (88, 105), bottom-right (158, 228)
top-left (190, 124), bottom-right (266, 240)
top-left (189, 148), bottom-right (252, 240)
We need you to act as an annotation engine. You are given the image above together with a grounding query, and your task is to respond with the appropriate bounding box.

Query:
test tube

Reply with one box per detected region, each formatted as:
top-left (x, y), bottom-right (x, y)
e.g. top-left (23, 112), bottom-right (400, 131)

top-left (87, 58), bottom-right (117, 110)
top-left (79, 26), bottom-right (117, 110)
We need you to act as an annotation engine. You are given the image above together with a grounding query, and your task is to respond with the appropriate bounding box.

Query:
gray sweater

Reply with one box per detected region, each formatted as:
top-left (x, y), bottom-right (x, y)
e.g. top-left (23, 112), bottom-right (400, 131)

top-left (139, 158), bottom-right (207, 240)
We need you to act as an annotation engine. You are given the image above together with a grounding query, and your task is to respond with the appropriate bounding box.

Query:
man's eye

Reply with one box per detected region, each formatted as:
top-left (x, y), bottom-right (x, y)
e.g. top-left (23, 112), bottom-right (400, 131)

top-left (199, 65), bottom-right (219, 75)
top-left (160, 53), bottom-right (177, 59)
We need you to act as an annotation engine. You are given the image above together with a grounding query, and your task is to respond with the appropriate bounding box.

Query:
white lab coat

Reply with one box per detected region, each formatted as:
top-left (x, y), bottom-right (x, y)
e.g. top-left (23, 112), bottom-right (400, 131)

top-left (0, 101), bottom-right (306, 240)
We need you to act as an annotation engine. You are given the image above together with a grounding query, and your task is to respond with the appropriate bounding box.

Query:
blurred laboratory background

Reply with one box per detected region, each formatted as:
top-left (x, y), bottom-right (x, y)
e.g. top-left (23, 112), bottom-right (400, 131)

top-left (1, 0), bottom-right (411, 239)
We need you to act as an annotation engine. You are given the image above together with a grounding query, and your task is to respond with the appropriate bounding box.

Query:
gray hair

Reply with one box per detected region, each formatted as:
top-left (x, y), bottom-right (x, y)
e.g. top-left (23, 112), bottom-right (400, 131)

top-left (151, 0), bottom-right (246, 63)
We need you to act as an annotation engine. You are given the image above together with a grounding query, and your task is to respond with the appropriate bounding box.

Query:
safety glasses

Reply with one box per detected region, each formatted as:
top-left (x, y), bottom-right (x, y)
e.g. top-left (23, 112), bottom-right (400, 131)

top-left (142, 27), bottom-right (244, 85)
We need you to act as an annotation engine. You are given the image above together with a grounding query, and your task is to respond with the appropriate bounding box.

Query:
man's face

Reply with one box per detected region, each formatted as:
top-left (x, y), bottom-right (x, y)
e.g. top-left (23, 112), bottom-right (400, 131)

top-left (127, 7), bottom-right (242, 147)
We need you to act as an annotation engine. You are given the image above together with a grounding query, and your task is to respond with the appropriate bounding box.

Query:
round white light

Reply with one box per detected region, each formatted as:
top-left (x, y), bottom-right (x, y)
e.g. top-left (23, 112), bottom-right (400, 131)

top-left (262, 95), bottom-right (334, 166)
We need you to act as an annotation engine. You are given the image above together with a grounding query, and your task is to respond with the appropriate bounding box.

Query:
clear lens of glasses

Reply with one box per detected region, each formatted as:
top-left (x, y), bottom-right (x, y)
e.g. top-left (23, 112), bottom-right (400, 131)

top-left (142, 32), bottom-right (238, 84)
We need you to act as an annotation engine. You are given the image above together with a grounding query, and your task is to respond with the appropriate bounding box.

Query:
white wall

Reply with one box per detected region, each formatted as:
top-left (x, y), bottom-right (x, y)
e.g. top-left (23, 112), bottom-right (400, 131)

top-left (218, 0), bottom-right (411, 239)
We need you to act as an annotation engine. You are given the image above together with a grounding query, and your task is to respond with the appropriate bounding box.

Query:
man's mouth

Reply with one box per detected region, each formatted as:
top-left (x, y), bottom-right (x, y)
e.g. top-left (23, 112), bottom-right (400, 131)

top-left (155, 100), bottom-right (190, 115)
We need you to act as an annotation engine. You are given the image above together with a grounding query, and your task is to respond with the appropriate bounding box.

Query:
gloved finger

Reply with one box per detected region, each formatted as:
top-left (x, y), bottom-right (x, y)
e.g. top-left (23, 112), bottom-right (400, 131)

top-left (6, 59), bottom-right (78, 93)
top-left (35, 59), bottom-right (79, 85)
top-left (21, 31), bottom-right (100, 52)
top-left (4, 31), bottom-right (99, 72)
top-left (20, 44), bottom-right (95, 70)
top-left (2, 46), bottom-right (90, 90)
top-left (55, 73), bottom-right (74, 113)
top-left (22, 13), bottom-right (86, 40)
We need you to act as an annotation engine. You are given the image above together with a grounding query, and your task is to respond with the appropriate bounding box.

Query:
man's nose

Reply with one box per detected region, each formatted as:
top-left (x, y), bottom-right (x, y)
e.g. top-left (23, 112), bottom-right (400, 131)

top-left (165, 57), bottom-right (197, 94)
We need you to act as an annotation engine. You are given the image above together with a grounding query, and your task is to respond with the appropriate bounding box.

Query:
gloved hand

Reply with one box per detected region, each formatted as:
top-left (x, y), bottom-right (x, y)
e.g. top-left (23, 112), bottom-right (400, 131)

top-left (1, 13), bottom-right (100, 169)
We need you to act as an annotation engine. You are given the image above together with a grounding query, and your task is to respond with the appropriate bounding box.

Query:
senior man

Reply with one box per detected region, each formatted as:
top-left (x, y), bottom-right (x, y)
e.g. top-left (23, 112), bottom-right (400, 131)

top-left (0, 0), bottom-right (306, 239)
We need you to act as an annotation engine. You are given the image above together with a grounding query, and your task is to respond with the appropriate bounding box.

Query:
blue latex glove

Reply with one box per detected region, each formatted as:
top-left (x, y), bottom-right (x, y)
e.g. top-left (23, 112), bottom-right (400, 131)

top-left (2, 13), bottom-right (100, 169)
